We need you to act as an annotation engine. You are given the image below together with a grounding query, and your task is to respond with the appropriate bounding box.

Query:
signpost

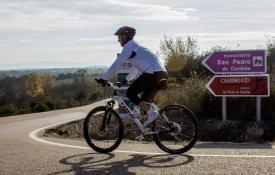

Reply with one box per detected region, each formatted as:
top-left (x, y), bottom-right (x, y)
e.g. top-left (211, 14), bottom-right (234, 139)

top-left (202, 49), bottom-right (270, 123)
top-left (202, 50), bottom-right (266, 74)
top-left (205, 74), bottom-right (270, 97)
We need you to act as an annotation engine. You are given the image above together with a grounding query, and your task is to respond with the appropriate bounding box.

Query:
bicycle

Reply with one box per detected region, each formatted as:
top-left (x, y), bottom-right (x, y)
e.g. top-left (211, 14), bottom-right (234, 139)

top-left (83, 79), bottom-right (199, 154)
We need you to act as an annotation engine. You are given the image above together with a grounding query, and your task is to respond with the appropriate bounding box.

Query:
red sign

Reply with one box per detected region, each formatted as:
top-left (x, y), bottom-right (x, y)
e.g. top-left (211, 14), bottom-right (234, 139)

top-left (205, 74), bottom-right (270, 97)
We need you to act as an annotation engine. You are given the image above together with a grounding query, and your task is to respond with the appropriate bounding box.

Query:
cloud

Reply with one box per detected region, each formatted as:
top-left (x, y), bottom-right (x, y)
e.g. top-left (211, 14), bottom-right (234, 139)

top-left (0, 0), bottom-right (197, 31)
top-left (18, 39), bottom-right (46, 44)
top-left (0, 1), bottom-right (115, 31)
top-left (183, 32), bottom-right (273, 41)
top-left (103, 0), bottom-right (197, 21)
top-left (1, 0), bottom-right (275, 70)
top-left (175, 31), bottom-right (272, 46)
top-left (168, 31), bottom-right (275, 50)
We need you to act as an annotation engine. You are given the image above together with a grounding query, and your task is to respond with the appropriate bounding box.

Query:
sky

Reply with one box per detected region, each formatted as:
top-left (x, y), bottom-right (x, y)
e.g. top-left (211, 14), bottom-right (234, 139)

top-left (0, 0), bottom-right (275, 70)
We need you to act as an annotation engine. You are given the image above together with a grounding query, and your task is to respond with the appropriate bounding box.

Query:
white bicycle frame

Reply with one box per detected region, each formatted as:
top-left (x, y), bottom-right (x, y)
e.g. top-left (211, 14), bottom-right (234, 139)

top-left (105, 82), bottom-right (169, 134)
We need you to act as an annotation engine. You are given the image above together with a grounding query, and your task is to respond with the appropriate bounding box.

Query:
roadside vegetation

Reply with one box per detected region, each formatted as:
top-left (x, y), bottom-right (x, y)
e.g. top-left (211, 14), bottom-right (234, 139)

top-left (0, 69), bottom-right (105, 117)
top-left (1, 36), bottom-right (275, 123)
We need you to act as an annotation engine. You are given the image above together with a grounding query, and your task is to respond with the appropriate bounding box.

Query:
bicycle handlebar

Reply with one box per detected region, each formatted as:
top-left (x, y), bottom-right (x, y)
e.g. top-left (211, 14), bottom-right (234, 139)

top-left (95, 78), bottom-right (121, 89)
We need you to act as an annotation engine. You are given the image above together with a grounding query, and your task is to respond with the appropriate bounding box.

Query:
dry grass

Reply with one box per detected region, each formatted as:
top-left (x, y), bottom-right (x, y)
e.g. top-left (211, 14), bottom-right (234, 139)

top-left (155, 76), bottom-right (209, 114)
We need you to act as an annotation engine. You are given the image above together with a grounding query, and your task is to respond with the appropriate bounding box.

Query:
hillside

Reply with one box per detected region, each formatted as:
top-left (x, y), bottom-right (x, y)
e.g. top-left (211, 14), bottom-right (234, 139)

top-left (0, 66), bottom-right (107, 79)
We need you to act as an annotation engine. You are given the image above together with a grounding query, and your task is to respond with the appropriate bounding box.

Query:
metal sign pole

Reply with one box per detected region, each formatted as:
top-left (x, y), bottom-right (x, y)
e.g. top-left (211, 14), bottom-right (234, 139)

top-left (222, 97), bottom-right (227, 123)
top-left (256, 97), bottom-right (261, 122)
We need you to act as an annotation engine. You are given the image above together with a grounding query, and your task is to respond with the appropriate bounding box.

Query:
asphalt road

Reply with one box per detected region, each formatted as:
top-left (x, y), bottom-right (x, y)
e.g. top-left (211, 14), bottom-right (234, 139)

top-left (1, 100), bottom-right (275, 175)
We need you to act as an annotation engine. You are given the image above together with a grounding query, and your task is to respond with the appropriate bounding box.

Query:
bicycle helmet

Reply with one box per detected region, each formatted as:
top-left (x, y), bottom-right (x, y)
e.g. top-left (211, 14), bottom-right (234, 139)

top-left (114, 26), bottom-right (136, 46)
top-left (114, 26), bottom-right (136, 37)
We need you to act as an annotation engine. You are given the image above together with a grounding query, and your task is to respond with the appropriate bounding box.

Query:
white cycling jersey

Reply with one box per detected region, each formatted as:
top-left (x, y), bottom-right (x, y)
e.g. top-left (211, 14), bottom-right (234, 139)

top-left (100, 39), bottom-right (167, 81)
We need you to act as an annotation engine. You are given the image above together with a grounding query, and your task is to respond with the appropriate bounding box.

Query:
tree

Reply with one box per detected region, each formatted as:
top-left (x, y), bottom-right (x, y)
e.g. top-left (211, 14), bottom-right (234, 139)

top-left (41, 74), bottom-right (56, 96)
top-left (73, 69), bottom-right (92, 105)
top-left (267, 39), bottom-right (275, 73)
top-left (23, 73), bottom-right (44, 97)
top-left (159, 36), bottom-right (200, 78)
top-left (21, 73), bottom-right (56, 97)
top-left (75, 90), bottom-right (87, 105)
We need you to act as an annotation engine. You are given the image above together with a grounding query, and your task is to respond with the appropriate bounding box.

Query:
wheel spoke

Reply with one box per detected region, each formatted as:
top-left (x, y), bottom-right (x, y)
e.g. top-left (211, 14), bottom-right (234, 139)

top-left (83, 107), bottom-right (123, 153)
top-left (179, 132), bottom-right (193, 139)
top-left (169, 133), bottom-right (183, 141)
top-left (153, 105), bottom-right (198, 154)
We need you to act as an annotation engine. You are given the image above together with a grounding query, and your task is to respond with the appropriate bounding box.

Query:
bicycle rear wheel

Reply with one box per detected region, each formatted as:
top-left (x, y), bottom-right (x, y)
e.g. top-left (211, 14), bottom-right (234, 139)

top-left (83, 106), bottom-right (123, 153)
top-left (153, 104), bottom-right (199, 154)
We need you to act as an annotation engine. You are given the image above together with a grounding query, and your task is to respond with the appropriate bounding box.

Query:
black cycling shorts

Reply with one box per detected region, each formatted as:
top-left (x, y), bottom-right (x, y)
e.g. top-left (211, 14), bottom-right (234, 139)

top-left (126, 71), bottom-right (168, 105)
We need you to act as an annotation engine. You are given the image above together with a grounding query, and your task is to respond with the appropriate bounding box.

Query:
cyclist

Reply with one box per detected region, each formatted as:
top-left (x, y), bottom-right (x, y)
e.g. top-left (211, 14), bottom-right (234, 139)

top-left (97, 26), bottom-right (168, 127)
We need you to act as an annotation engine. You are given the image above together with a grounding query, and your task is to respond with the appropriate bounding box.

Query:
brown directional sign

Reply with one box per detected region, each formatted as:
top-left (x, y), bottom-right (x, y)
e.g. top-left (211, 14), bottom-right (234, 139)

top-left (205, 74), bottom-right (270, 97)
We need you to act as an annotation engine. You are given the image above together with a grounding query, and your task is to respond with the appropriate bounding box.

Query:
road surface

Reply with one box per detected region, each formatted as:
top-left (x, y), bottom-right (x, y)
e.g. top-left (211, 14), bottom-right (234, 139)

top-left (1, 100), bottom-right (275, 175)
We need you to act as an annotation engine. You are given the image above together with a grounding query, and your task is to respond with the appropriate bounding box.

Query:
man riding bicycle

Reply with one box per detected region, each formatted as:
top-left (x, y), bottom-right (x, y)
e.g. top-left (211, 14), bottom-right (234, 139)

top-left (97, 26), bottom-right (168, 127)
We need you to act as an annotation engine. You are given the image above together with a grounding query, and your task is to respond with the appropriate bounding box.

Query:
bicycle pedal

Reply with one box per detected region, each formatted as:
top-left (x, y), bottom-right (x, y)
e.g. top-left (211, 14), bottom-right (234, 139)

top-left (135, 134), bottom-right (144, 141)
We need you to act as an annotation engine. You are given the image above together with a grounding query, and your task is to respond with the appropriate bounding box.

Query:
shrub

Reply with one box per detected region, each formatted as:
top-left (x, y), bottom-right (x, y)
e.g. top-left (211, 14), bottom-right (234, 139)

top-left (44, 98), bottom-right (56, 110)
top-left (0, 105), bottom-right (16, 117)
top-left (156, 75), bottom-right (208, 115)
top-left (30, 102), bottom-right (49, 112)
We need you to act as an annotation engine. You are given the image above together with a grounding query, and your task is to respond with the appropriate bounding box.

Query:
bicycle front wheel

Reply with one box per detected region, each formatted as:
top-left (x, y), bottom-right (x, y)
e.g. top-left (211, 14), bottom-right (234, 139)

top-left (153, 104), bottom-right (199, 154)
top-left (83, 106), bottom-right (123, 153)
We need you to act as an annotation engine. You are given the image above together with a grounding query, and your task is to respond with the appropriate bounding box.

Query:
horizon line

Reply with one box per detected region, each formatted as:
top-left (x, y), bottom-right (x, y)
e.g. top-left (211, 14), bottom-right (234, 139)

top-left (0, 65), bottom-right (109, 71)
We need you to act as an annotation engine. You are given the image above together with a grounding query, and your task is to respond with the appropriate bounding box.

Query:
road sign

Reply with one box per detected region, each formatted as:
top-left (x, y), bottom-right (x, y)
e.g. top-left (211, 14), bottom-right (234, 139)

top-left (202, 50), bottom-right (267, 74)
top-left (205, 74), bottom-right (270, 97)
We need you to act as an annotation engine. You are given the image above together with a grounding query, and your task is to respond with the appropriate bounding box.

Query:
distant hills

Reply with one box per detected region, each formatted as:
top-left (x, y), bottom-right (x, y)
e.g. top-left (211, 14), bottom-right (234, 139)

top-left (0, 66), bottom-right (107, 79)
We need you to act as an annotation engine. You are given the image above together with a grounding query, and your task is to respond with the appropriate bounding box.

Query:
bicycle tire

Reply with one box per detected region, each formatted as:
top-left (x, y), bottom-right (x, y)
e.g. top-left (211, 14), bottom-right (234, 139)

top-left (83, 106), bottom-right (124, 153)
top-left (153, 104), bottom-right (199, 154)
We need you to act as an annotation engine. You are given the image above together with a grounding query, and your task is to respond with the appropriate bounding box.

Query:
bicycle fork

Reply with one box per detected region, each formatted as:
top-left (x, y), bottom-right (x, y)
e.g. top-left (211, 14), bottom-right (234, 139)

top-left (100, 110), bottom-right (112, 131)
top-left (100, 101), bottom-right (115, 131)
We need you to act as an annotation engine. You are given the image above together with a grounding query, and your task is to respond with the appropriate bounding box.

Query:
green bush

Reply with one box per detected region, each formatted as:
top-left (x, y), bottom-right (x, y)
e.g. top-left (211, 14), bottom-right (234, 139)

top-left (36, 103), bottom-right (49, 112)
top-left (44, 98), bottom-right (56, 110)
top-left (89, 92), bottom-right (101, 102)
top-left (30, 102), bottom-right (49, 112)
top-left (199, 92), bottom-right (222, 119)
top-left (0, 105), bottom-right (16, 117)
top-left (66, 98), bottom-right (78, 108)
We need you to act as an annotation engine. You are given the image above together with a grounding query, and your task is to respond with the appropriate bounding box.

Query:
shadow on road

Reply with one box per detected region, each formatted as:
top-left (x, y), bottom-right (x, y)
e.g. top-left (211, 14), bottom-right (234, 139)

top-left (195, 142), bottom-right (273, 149)
top-left (50, 152), bottom-right (194, 175)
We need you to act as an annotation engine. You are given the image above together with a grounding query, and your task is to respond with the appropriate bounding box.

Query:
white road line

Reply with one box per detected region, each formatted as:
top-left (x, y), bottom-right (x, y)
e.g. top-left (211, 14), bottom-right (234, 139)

top-left (29, 120), bottom-right (90, 149)
top-left (191, 154), bottom-right (275, 158)
top-left (29, 120), bottom-right (275, 158)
